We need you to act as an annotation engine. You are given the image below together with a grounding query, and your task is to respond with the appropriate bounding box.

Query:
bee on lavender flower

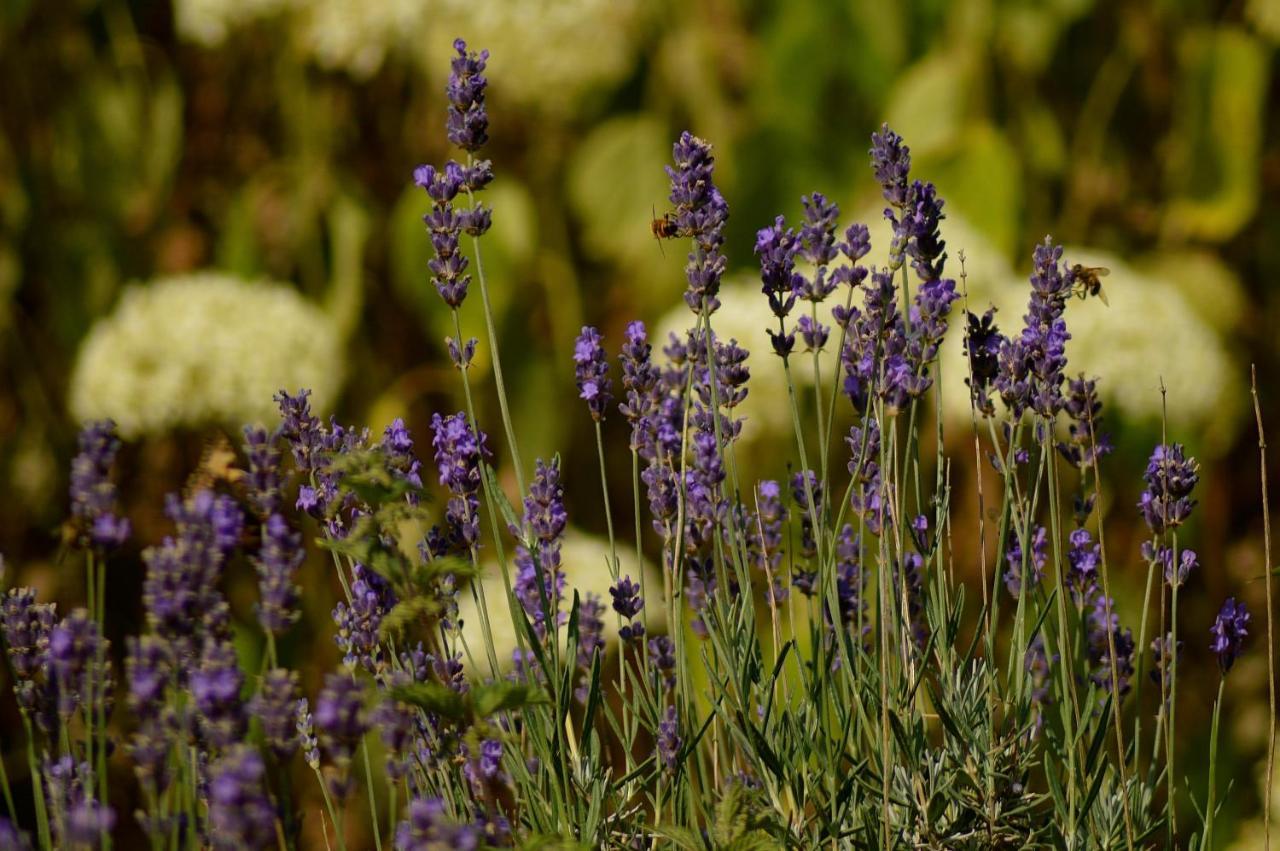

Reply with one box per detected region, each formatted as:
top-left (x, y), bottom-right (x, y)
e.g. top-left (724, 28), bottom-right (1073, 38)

top-left (650, 206), bottom-right (682, 256)
top-left (1070, 264), bottom-right (1110, 306)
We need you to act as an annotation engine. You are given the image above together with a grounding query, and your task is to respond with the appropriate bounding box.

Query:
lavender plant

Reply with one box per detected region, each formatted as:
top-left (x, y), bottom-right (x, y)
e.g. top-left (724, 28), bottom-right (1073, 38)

top-left (0, 37), bottom-right (1271, 851)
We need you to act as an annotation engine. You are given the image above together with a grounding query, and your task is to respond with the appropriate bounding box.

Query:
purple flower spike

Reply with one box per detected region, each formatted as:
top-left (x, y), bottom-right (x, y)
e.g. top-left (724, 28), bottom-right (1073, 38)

top-left (251, 668), bottom-right (301, 759)
top-left (658, 706), bottom-right (682, 772)
top-left (609, 576), bottom-right (645, 641)
top-left (446, 39), bottom-right (490, 153)
top-left (208, 746), bottom-right (276, 850)
top-left (395, 796), bottom-right (482, 851)
top-left (255, 514), bottom-right (303, 637)
top-left (1210, 597), bottom-right (1250, 674)
top-left (573, 326), bottom-right (613, 421)
top-left (667, 132), bottom-right (729, 314)
top-left (1138, 443), bottom-right (1200, 535)
top-left (69, 420), bottom-right (130, 549)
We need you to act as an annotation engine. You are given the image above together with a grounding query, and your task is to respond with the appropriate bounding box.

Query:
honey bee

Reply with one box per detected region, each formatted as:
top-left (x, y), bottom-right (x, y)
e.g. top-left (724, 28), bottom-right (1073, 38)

top-left (650, 207), bottom-right (680, 256)
top-left (1070, 264), bottom-right (1110, 306)
top-left (187, 433), bottom-right (244, 496)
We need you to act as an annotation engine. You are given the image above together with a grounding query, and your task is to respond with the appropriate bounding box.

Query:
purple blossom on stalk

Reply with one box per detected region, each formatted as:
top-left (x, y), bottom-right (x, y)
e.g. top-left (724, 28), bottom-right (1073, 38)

top-left (846, 421), bottom-right (885, 535)
top-left (667, 132), bottom-right (729, 314)
top-left (834, 525), bottom-right (867, 635)
top-left (381, 417), bottom-right (425, 504)
top-left (642, 461), bottom-right (680, 537)
top-left (371, 692), bottom-right (419, 781)
top-left (797, 192), bottom-right (841, 301)
top-left (241, 426), bottom-right (283, 518)
top-left (44, 757), bottom-right (114, 848)
top-left (447, 336), bottom-right (478, 370)
top-left (1150, 633), bottom-right (1182, 703)
top-left (618, 321), bottom-right (662, 459)
top-left (684, 430), bottom-right (727, 559)
top-left (1024, 636), bottom-right (1054, 738)
top-left (446, 38), bottom-right (489, 153)
top-left (274, 389), bottom-right (324, 472)
top-left (755, 216), bottom-right (801, 355)
top-left (142, 490), bottom-right (241, 664)
top-left (514, 458), bottom-right (568, 641)
top-left (464, 738), bottom-right (510, 805)
top-left (791, 470), bottom-right (823, 575)
top-left (748, 480), bottom-right (788, 606)
top-left (963, 308), bottom-right (1002, 417)
top-left (797, 315), bottom-right (829, 352)
top-left (648, 636), bottom-right (677, 692)
top-left (609, 576), bottom-right (645, 641)
top-left (1210, 597), bottom-right (1250, 674)
top-left (657, 706), bottom-right (682, 772)
top-left (416, 163), bottom-right (472, 308)
top-left (296, 699), bottom-right (320, 770)
top-left (207, 746), bottom-right (276, 850)
top-left (997, 238), bottom-right (1074, 419)
top-left (1087, 592), bottom-right (1135, 698)
top-left (1138, 443), bottom-right (1199, 535)
top-left (69, 419), bottom-right (131, 549)
top-left (1066, 528), bottom-right (1101, 604)
top-left (333, 564), bottom-right (395, 674)
top-left (576, 593), bottom-right (607, 669)
top-left (48, 608), bottom-right (110, 720)
top-left (870, 124), bottom-right (912, 211)
top-left (250, 669), bottom-right (300, 759)
top-left (1, 589), bottom-right (57, 732)
top-left (1004, 525), bottom-right (1048, 599)
top-left (395, 796), bottom-right (482, 851)
top-left (191, 639), bottom-right (245, 749)
top-left (429, 412), bottom-right (489, 552)
top-left (315, 672), bottom-right (368, 796)
top-left (573, 326), bottom-right (612, 421)
top-left (0, 817), bottom-right (30, 850)
top-left (125, 636), bottom-right (173, 783)
top-left (255, 513), bottom-right (303, 636)
top-left (1058, 376), bottom-right (1113, 469)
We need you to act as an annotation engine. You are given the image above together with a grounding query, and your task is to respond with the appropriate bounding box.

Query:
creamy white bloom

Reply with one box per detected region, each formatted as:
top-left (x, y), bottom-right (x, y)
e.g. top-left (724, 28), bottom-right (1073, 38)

top-left (69, 272), bottom-right (343, 437)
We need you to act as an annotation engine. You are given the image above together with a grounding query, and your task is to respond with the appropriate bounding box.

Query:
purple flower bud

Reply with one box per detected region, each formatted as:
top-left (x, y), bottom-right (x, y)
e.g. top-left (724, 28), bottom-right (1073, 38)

top-left (315, 672), bottom-right (368, 770)
top-left (447, 336), bottom-right (478, 370)
top-left (208, 746), bottom-right (276, 850)
top-left (1139, 443), bottom-right (1199, 535)
top-left (573, 326), bottom-right (613, 421)
top-left (191, 639), bottom-right (245, 750)
top-left (69, 420), bottom-right (130, 549)
top-left (1210, 597), bottom-right (1250, 674)
top-left (250, 669), bottom-right (300, 759)
top-left (255, 514), bottom-right (303, 636)
top-left (657, 706), bottom-right (682, 772)
top-left (446, 39), bottom-right (489, 152)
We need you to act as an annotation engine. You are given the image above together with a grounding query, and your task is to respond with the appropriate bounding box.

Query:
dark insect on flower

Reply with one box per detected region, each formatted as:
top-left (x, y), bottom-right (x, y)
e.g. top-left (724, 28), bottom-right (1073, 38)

top-left (1069, 264), bottom-right (1110, 306)
top-left (1210, 596), bottom-right (1250, 674)
top-left (650, 209), bottom-right (680, 240)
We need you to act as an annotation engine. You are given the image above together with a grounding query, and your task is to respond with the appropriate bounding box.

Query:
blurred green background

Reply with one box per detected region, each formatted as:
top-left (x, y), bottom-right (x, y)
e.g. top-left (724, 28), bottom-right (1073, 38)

top-left (3, 0), bottom-right (1280, 844)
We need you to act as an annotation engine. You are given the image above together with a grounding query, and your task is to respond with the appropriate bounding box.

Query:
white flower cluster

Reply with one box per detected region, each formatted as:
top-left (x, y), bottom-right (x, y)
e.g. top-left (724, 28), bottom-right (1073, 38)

top-left (173, 0), bottom-right (641, 101)
top-left (69, 272), bottom-right (344, 437)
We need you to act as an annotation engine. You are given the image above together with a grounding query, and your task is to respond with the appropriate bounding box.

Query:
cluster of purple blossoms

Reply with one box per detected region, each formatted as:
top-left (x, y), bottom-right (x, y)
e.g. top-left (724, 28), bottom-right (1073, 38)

top-left (429, 412), bottom-right (490, 554)
top-left (648, 635), bottom-right (677, 692)
top-left (382, 418), bottom-right (426, 505)
top-left (44, 757), bottom-right (115, 848)
top-left (833, 525), bottom-right (868, 638)
top-left (754, 215), bottom-right (803, 356)
top-left (846, 421), bottom-right (885, 534)
top-left (125, 636), bottom-right (174, 784)
top-left (667, 132), bottom-right (729, 314)
top-left (275, 390), bottom-right (372, 534)
top-left (142, 490), bottom-right (242, 665)
top-left (790, 470), bottom-right (823, 596)
top-left (49, 608), bottom-right (110, 721)
top-left (747, 480), bottom-right (788, 606)
top-left (1003, 525), bottom-right (1047, 599)
top-left (207, 745), bottom-right (276, 849)
top-left (575, 594), bottom-right (608, 700)
top-left (250, 668), bottom-right (300, 759)
top-left (514, 458), bottom-right (568, 642)
top-left (618, 321), bottom-right (662, 458)
top-left (1024, 636), bottom-right (1055, 738)
top-left (1210, 597), bottom-right (1250, 674)
top-left (192, 639), bottom-right (245, 750)
top-left (314, 671), bottom-right (368, 797)
top-left (995, 238), bottom-right (1075, 419)
top-left (1065, 528), bottom-right (1101, 605)
top-left (254, 513), bottom-right (303, 637)
top-left (333, 564), bottom-right (396, 674)
top-left (1139, 443), bottom-right (1199, 535)
top-left (395, 797), bottom-right (482, 851)
top-left (1086, 593), bottom-right (1136, 697)
top-left (68, 419), bottom-right (130, 549)
top-left (690, 331), bottom-right (750, 439)
top-left (415, 40), bottom-right (494, 311)
top-left (609, 576), bottom-right (645, 642)
top-left (241, 426), bottom-right (283, 518)
top-left (573, 326), bottom-right (613, 421)
top-left (1057, 376), bottom-right (1113, 471)
top-left (963, 308), bottom-right (1002, 417)
top-left (657, 706), bottom-right (682, 772)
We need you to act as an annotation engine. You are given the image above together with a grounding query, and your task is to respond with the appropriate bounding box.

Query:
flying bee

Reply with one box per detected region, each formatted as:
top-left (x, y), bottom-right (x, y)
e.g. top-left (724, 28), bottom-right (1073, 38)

top-left (1070, 264), bottom-right (1110, 306)
top-left (650, 207), bottom-right (680, 256)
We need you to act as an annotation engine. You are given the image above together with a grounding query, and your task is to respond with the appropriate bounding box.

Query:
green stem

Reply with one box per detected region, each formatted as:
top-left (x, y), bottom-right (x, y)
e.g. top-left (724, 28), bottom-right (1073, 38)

top-left (1204, 677), bottom-right (1225, 850)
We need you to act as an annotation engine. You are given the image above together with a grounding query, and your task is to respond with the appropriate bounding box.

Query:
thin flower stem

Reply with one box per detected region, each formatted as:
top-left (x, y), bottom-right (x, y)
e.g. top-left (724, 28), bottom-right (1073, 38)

top-left (595, 423), bottom-right (619, 578)
top-left (1253, 364), bottom-right (1276, 851)
top-left (1205, 677), bottom-right (1226, 849)
top-left (466, 157), bottom-right (527, 500)
top-left (22, 714), bottom-right (52, 851)
top-left (360, 736), bottom-right (383, 851)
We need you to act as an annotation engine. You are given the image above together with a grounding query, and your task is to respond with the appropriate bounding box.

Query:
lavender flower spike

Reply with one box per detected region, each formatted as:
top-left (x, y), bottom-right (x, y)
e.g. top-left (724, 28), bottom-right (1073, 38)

top-left (1210, 597), bottom-right (1250, 674)
top-left (574, 326), bottom-right (613, 421)
top-left (667, 131), bottom-right (729, 314)
top-left (255, 513), bottom-right (303, 637)
top-left (208, 745), bottom-right (276, 850)
top-left (446, 38), bottom-right (490, 153)
top-left (69, 419), bottom-right (130, 549)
